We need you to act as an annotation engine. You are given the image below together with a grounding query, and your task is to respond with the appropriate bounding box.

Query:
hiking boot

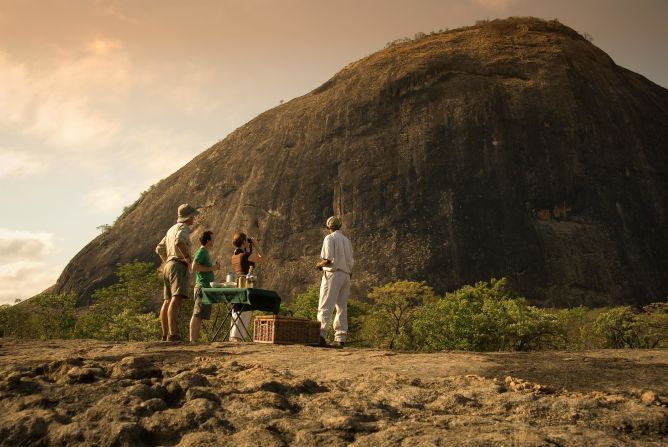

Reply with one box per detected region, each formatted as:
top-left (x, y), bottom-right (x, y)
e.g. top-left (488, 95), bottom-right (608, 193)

top-left (166, 334), bottom-right (181, 342)
top-left (333, 341), bottom-right (345, 349)
top-left (161, 335), bottom-right (168, 342)
top-left (318, 336), bottom-right (329, 347)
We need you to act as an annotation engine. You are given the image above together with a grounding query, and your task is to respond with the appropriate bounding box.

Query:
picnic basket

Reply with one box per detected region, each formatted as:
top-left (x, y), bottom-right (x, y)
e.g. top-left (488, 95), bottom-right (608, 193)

top-left (253, 315), bottom-right (320, 345)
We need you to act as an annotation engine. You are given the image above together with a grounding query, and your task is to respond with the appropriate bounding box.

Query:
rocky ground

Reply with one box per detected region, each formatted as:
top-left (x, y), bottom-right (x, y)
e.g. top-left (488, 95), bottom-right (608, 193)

top-left (0, 339), bottom-right (666, 446)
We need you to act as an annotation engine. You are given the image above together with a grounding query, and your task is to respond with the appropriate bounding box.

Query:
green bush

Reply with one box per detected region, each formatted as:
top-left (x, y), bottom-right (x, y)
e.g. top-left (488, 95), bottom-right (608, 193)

top-left (593, 303), bottom-right (668, 349)
top-left (551, 306), bottom-right (612, 350)
top-left (74, 261), bottom-right (163, 341)
top-left (637, 302), bottom-right (668, 348)
top-left (0, 293), bottom-right (77, 339)
top-left (593, 306), bottom-right (641, 348)
top-left (290, 286), bottom-right (320, 320)
top-left (2, 259), bottom-right (665, 352)
top-left (361, 280), bottom-right (436, 349)
top-left (409, 278), bottom-right (561, 352)
top-left (107, 309), bottom-right (162, 342)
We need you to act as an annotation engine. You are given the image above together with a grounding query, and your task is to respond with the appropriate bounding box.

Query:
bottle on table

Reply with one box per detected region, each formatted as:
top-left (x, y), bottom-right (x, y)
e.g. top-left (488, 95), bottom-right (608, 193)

top-left (246, 266), bottom-right (255, 288)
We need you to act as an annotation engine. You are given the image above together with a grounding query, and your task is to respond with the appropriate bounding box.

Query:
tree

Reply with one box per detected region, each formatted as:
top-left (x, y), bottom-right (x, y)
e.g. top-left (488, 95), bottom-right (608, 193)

top-left (364, 280), bottom-right (436, 349)
top-left (290, 286), bottom-right (320, 320)
top-left (0, 293), bottom-right (78, 339)
top-left (554, 306), bottom-right (592, 350)
top-left (592, 303), bottom-right (668, 349)
top-left (75, 261), bottom-right (162, 340)
top-left (593, 306), bottom-right (640, 348)
top-left (637, 302), bottom-right (668, 348)
top-left (409, 278), bottom-right (561, 352)
top-left (0, 305), bottom-right (9, 337)
top-left (107, 309), bottom-right (161, 341)
top-left (32, 293), bottom-right (78, 339)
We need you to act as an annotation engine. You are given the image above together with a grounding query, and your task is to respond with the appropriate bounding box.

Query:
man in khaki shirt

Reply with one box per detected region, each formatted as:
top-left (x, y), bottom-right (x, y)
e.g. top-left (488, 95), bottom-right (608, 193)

top-left (156, 203), bottom-right (198, 341)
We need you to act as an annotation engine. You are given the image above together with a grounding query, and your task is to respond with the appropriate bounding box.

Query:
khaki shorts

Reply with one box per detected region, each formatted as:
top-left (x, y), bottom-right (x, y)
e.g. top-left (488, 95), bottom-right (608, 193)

top-left (163, 260), bottom-right (189, 300)
top-left (192, 285), bottom-right (212, 320)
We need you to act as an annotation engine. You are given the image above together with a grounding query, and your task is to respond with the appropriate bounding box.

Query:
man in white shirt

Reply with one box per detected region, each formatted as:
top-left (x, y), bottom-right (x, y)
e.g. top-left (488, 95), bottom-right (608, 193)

top-left (316, 216), bottom-right (354, 348)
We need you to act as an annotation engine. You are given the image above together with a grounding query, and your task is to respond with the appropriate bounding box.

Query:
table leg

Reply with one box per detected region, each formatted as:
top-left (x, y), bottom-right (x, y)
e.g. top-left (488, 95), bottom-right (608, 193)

top-left (211, 303), bottom-right (234, 342)
top-left (230, 306), bottom-right (252, 342)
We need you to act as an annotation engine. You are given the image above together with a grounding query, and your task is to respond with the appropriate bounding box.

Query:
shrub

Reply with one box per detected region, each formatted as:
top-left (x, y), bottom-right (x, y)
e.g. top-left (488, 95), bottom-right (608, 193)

top-left (290, 286), bottom-right (320, 320)
top-left (637, 302), bottom-right (668, 348)
top-left (593, 306), bottom-right (640, 348)
top-left (75, 261), bottom-right (163, 340)
top-left (362, 280), bottom-right (436, 349)
top-left (0, 293), bottom-right (77, 339)
top-left (107, 309), bottom-right (161, 341)
top-left (593, 303), bottom-right (668, 349)
top-left (553, 306), bottom-right (596, 350)
top-left (409, 278), bottom-right (561, 351)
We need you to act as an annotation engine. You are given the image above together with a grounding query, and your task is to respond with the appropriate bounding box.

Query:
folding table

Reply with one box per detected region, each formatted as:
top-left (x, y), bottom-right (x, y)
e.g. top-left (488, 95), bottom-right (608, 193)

top-left (200, 287), bottom-right (281, 341)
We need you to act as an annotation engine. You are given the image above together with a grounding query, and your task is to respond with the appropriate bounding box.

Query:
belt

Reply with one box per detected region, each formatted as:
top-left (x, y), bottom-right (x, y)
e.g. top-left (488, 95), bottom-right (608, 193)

top-left (323, 269), bottom-right (350, 275)
top-left (168, 258), bottom-right (189, 266)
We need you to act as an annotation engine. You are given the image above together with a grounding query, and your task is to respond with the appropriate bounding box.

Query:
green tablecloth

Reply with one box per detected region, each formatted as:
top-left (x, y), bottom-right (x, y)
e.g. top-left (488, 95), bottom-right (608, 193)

top-left (200, 287), bottom-right (281, 314)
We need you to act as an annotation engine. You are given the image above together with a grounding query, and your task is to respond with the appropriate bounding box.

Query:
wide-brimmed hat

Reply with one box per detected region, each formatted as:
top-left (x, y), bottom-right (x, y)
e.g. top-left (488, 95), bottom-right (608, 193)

top-left (177, 204), bottom-right (199, 223)
top-left (326, 216), bottom-right (342, 230)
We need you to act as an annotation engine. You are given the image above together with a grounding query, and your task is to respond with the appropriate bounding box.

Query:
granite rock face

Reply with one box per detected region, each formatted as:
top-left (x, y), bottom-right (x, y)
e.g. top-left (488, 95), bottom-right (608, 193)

top-left (54, 18), bottom-right (668, 307)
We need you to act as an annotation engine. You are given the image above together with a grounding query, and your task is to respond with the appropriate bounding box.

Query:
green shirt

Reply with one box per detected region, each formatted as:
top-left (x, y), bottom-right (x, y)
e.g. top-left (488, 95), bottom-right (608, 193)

top-left (194, 246), bottom-right (214, 287)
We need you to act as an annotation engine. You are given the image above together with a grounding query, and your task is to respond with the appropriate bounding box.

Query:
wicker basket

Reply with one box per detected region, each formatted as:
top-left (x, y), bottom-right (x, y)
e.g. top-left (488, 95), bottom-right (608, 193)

top-left (253, 315), bottom-right (320, 345)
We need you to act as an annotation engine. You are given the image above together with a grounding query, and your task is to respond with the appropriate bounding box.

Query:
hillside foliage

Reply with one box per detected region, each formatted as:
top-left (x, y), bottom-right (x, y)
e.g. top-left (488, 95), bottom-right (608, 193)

top-left (1, 262), bottom-right (666, 351)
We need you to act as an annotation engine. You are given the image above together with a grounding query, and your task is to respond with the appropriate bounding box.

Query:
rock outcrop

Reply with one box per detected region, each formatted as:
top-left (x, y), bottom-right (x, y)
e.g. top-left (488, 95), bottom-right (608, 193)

top-left (1, 340), bottom-right (667, 446)
top-left (54, 17), bottom-right (668, 307)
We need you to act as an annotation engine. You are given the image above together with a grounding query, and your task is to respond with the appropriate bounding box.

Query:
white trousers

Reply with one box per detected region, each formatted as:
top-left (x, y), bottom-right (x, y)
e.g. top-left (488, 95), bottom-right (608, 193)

top-left (317, 270), bottom-right (350, 342)
top-left (230, 310), bottom-right (252, 340)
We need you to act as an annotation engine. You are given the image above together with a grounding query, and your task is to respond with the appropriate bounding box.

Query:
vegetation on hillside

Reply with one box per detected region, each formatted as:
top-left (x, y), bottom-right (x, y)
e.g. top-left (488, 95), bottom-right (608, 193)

top-left (1, 262), bottom-right (666, 351)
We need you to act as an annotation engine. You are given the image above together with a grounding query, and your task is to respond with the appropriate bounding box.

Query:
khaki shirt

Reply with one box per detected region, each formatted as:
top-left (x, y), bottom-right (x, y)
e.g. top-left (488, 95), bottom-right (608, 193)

top-left (156, 223), bottom-right (192, 263)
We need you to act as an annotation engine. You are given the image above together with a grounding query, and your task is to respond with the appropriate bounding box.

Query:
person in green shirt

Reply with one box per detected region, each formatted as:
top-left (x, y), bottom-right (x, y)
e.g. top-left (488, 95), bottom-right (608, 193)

top-left (189, 230), bottom-right (221, 342)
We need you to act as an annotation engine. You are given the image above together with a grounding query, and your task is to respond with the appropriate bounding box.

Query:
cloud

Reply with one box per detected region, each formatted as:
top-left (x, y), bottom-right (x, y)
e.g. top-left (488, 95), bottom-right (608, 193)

top-left (95, 0), bottom-right (141, 25)
top-left (85, 38), bottom-right (124, 56)
top-left (0, 260), bottom-right (61, 305)
top-left (0, 228), bottom-right (60, 304)
top-left (0, 40), bottom-right (130, 151)
top-left (116, 127), bottom-right (213, 178)
top-left (83, 186), bottom-right (134, 214)
top-left (473, 0), bottom-right (516, 9)
top-left (157, 63), bottom-right (219, 115)
top-left (0, 228), bottom-right (55, 262)
top-left (0, 40), bottom-right (220, 176)
top-left (0, 51), bottom-right (29, 124)
top-left (0, 149), bottom-right (48, 178)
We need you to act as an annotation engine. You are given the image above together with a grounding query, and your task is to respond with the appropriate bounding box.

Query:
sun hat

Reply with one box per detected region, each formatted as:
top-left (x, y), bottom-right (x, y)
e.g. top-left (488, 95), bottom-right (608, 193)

top-left (177, 204), bottom-right (199, 223)
top-left (326, 216), bottom-right (342, 230)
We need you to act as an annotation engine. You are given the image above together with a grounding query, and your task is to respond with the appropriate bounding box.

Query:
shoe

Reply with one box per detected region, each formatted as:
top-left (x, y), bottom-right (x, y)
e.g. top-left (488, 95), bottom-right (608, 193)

top-left (166, 334), bottom-right (181, 342)
top-left (318, 336), bottom-right (329, 347)
top-left (161, 335), bottom-right (168, 342)
top-left (333, 341), bottom-right (345, 349)
top-left (229, 337), bottom-right (243, 343)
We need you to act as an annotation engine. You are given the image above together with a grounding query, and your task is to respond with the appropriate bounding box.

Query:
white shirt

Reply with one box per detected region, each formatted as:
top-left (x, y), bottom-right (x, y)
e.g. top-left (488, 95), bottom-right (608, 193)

top-left (320, 230), bottom-right (354, 274)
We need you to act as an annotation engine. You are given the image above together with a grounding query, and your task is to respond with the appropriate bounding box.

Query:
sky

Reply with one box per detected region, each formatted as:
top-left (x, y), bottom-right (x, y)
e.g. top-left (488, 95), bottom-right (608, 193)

top-left (1, 0), bottom-right (667, 305)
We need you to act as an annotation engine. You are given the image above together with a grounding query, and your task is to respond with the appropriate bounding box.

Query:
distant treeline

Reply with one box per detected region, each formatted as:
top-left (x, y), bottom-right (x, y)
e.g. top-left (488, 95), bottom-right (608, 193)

top-left (1, 262), bottom-right (666, 351)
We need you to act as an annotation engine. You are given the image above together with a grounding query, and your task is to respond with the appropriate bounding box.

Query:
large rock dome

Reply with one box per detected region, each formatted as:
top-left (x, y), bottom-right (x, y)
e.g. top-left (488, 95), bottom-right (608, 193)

top-left (54, 18), bottom-right (668, 307)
